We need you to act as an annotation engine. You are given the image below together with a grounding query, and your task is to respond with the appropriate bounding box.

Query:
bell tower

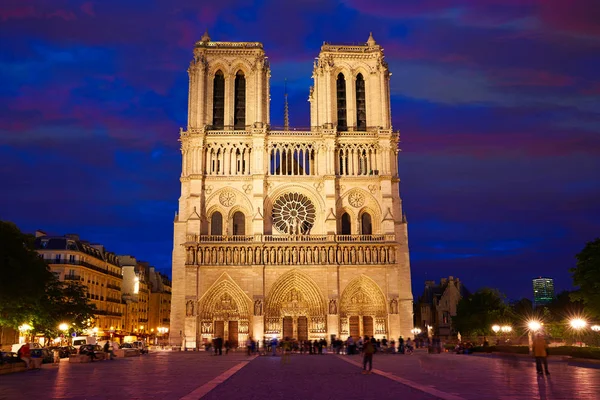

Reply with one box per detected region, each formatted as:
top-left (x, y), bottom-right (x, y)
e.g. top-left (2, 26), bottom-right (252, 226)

top-left (309, 33), bottom-right (391, 131)
top-left (187, 31), bottom-right (270, 130)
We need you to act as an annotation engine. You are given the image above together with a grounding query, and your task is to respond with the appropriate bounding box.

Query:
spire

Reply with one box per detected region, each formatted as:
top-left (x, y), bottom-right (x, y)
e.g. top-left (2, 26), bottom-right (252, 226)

top-left (284, 78), bottom-right (289, 131)
top-left (201, 29), bottom-right (211, 43)
top-left (367, 32), bottom-right (376, 46)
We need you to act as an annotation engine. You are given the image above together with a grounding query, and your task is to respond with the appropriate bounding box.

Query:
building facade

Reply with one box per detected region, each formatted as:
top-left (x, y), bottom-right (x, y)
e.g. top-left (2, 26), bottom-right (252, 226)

top-left (35, 232), bottom-right (125, 336)
top-left (149, 267), bottom-right (172, 342)
top-left (416, 276), bottom-right (468, 339)
top-left (533, 277), bottom-right (554, 307)
top-left (170, 33), bottom-right (413, 349)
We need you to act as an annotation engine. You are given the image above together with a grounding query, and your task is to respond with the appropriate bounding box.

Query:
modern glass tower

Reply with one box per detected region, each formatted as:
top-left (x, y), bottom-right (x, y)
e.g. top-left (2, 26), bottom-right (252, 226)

top-left (532, 277), bottom-right (555, 306)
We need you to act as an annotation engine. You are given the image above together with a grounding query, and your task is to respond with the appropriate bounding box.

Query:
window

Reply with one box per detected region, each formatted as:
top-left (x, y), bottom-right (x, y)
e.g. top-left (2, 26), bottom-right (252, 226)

top-left (234, 71), bottom-right (246, 129)
top-left (356, 73), bottom-right (366, 131)
top-left (336, 73), bottom-right (347, 131)
top-left (341, 213), bottom-right (352, 235)
top-left (69, 254), bottom-right (75, 263)
top-left (232, 211), bottom-right (245, 235)
top-left (211, 212), bottom-right (223, 236)
top-left (212, 70), bottom-right (225, 129)
top-left (361, 213), bottom-right (372, 235)
top-left (55, 254), bottom-right (61, 261)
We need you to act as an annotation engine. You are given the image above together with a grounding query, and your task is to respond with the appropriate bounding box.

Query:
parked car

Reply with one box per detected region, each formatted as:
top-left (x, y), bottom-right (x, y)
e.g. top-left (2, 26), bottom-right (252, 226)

top-left (30, 348), bottom-right (54, 364)
top-left (48, 346), bottom-right (76, 358)
top-left (0, 351), bottom-right (22, 365)
top-left (11, 342), bottom-right (42, 353)
top-left (132, 341), bottom-right (148, 354)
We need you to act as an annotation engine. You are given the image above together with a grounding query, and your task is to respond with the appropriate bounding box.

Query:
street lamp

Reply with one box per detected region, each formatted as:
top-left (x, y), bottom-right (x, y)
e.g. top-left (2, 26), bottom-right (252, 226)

top-left (591, 325), bottom-right (600, 332)
top-left (492, 325), bottom-right (500, 333)
top-left (410, 327), bottom-right (421, 336)
top-left (501, 326), bottom-right (512, 333)
top-left (18, 323), bottom-right (33, 344)
top-left (570, 318), bottom-right (588, 347)
top-left (527, 320), bottom-right (542, 332)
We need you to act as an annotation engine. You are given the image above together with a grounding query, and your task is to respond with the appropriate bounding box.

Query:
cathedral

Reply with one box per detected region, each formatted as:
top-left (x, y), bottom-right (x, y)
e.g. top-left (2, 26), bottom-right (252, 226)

top-left (170, 32), bottom-right (413, 349)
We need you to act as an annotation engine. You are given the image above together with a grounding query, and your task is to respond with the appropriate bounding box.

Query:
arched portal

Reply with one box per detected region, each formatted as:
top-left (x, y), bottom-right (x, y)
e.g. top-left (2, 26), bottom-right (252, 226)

top-left (198, 278), bottom-right (251, 348)
top-left (264, 270), bottom-right (327, 341)
top-left (339, 275), bottom-right (387, 340)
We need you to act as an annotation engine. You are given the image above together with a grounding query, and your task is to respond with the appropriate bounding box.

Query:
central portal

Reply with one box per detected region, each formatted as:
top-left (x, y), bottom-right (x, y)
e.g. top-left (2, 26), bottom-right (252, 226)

top-left (283, 316), bottom-right (293, 339)
top-left (298, 316), bottom-right (308, 341)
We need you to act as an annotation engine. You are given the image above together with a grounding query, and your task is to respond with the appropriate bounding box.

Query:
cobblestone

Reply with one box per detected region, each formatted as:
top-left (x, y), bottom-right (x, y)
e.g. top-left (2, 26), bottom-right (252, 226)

top-left (0, 350), bottom-right (598, 400)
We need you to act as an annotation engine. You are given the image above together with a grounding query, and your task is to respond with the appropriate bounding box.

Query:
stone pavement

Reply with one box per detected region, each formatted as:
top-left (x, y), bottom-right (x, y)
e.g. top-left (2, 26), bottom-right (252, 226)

top-left (0, 350), bottom-right (598, 400)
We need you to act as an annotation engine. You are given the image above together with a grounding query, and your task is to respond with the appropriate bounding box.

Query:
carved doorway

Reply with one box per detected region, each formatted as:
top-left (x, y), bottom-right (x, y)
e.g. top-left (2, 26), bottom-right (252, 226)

top-left (283, 316), bottom-right (293, 339)
top-left (228, 321), bottom-right (238, 347)
top-left (214, 321), bottom-right (225, 339)
top-left (363, 316), bottom-right (373, 337)
top-left (349, 316), bottom-right (360, 339)
top-left (297, 316), bottom-right (308, 341)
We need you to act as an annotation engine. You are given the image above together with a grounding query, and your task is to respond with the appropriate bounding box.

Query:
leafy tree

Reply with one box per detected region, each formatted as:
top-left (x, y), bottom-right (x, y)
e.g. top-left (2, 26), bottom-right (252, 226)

top-left (453, 288), bottom-right (510, 337)
top-left (0, 221), bottom-right (53, 329)
top-left (570, 238), bottom-right (600, 318)
top-left (32, 279), bottom-right (96, 338)
top-left (0, 220), bottom-right (96, 340)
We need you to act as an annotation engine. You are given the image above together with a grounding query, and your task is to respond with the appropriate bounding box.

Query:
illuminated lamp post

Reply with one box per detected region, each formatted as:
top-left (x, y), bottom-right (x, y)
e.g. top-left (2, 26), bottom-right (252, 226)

top-left (570, 318), bottom-right (587, 347)
top-left (18, 323), bottom-right (33, 344)
top-left (58, 323), bottom-right (69, 346)
top-left (591, 325), bottom-right (600, 332)
top-left (527, 320), bottom-right (542, 355)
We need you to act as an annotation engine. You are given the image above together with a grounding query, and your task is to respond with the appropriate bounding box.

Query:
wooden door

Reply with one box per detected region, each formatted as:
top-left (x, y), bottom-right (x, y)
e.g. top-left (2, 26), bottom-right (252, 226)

top-left (214, 321), bottom-right (224, 339)
top-left (228, 321), bottom-right (238, 348)
top-left (362, 316), bottom-right (373, 337)
top-left (349, 316), bottom-right (359, 339)
top-left (283, 316), bottom-right (293, 339)
top-left (297, 316), bottom-right (308, 341)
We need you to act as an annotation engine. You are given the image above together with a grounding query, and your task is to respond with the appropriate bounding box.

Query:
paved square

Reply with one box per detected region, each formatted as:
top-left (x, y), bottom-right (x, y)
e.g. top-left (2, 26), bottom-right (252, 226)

top-left (0, 350), bottom-right (598, 399)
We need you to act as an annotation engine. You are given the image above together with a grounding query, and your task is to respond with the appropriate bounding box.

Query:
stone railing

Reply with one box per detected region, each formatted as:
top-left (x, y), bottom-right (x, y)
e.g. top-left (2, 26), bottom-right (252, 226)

top-left (185, 234), bottom-right (394, 243)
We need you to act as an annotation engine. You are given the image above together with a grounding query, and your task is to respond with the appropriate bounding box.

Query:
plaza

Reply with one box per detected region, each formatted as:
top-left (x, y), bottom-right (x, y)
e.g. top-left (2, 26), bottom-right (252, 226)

top-left (1, 350), bottom-right (598, 399)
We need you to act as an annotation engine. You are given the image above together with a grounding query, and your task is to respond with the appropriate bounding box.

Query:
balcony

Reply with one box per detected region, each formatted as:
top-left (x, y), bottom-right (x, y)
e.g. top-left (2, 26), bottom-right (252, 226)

top-left (107, 283), bottom-right (121, 291)
top-left (161, 318), bottom-right (170, 323)
top-left (185, 234), bottom-right (395, 244)
top-left (106, 297), bottom-right (122, 304)
top-left (95, 310), bottom-right (122, 317)
top-left (64, 274), bottom-right (82, 281)
top-left (45, 258), bottom-right (122, 279)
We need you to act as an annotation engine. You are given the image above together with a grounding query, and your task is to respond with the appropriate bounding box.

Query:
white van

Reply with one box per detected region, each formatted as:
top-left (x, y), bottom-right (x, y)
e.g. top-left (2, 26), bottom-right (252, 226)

top-left (72, 336), bottom-right (97, 349)
top-left (11, 342), bottom-right (42, 353)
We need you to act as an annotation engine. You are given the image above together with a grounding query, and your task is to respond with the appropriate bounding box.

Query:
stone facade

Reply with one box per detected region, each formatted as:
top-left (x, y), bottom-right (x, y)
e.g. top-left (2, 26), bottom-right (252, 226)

top-left (170, 33), bottom-right (413, 349)
top-left (416, 276), bottom-right (468, 339)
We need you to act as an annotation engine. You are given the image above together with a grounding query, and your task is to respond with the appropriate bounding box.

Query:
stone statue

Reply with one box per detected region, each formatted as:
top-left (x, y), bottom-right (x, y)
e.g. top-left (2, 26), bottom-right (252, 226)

top-left (329, 299), bottom-right (337, 315)
top-left (254, 299), bottom-right (263, 316)
top-left (390, 299), bottom-right (398, 314)
top-left (186, 300), bottom-right (194, 317)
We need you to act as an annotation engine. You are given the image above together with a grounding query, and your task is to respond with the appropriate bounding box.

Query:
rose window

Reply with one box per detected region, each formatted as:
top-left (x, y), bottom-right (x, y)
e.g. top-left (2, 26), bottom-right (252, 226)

top-left (272, 192), bottom-right (316, 235)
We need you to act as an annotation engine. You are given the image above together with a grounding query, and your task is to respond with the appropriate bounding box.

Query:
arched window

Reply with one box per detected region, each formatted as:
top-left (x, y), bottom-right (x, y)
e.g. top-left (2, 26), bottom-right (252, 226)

top-left (356, 73), bottom-right (366, 131)
top-left (337, 73), bottom-right (347, 131)
top-left (210, 212), bottom-right (223, 236)
top-left (234, 71), bottom-right (246, 130)
top-left (361, 212), bottom-right (372, 235)
top-left (341, 212), bottom-right (352, 235)
top-left (232, 211), bottom-right (245, 235)
top-left (213, 71), bottom-right (225, 129)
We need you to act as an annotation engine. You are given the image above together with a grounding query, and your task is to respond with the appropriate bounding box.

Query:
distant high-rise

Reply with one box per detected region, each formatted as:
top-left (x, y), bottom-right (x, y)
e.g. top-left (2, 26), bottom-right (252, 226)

top-left (532, 277), bottom-right (555, 306)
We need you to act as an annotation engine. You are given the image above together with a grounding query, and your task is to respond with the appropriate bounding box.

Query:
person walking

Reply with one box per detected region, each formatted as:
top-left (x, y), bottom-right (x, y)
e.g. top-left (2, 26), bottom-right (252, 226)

top-left (532, 333), bottom-right (550, 376)
top-left (281, 337), bottom-right (291, 364)
top-left (362, 336), bottom-right (376, 374)
top-left (270, 337), bottom-right (278, 356)
top-left (246, 337), bottom-right (253, 356)
top-left (17, 343), bottom-right (31, 370)
top-left (103, 341), bottom-right (115, 360)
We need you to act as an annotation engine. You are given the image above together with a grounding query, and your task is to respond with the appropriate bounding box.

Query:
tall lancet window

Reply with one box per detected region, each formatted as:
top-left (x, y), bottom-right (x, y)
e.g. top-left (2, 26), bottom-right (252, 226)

top-left (356, 73), bottom-right (366, 131)
top-left (213, 70), bottom-right (225, 129)
top-left (336, 73), bottom-right (347, 131)
top-left (234, 70), bottom-right (246, 130)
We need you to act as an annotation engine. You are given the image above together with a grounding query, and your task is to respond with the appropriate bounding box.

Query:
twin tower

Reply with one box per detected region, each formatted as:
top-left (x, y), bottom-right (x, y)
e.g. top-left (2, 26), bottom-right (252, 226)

top-left (170, 32), bottom-right (413, 349)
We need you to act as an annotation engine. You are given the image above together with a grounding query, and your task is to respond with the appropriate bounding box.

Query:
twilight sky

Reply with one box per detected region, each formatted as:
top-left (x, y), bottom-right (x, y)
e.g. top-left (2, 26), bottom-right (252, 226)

top-left (1, 0), bottom-right (599, 301)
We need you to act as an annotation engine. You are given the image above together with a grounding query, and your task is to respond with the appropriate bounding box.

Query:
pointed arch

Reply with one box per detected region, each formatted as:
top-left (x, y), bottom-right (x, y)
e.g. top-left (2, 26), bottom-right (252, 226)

top-left (198, 275), bottom-right (252, 321)
top-left (265, 269), bottom-right (326, 317)
top-left (336, 72), bottom-right (347, 131)
top-left (234, 70), bottom-right (246, 130)
top-left (355, 73), bottom-right (366, 131)
top-left (341, 212), bottom-right (352, 235)
top-left (339, 275), bottom-right (387, 318)
top-left (213, 70), bottom-right (225, 129)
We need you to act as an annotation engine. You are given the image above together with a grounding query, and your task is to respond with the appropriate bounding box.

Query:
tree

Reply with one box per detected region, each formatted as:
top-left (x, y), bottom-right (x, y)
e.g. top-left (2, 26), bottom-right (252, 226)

top-left (570, 238), bottom-right (600, 318)
top-left (453, 288), bottom-right (510, 337)
top-left (0, 220), bottom-right (96, 340)
top-left (0, 221), bottom-right (54, 329)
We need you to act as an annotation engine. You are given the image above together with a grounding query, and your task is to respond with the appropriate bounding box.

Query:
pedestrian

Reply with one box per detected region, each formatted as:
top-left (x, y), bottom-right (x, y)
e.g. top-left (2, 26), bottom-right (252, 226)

top-left (532, 333), bottom-right (550, 376)
top-left (17, 343), bottom-right (31, 370)
top-left (225, 340), bottom-right (231, 354)
top-left (347, 336), bottom-right (354, 355)
top-left (103, 341), bottom-right (114, 360)
top-left (246, 337), bottom-right (253, 356)
top-left (281, 337), bottom-right (291, 364)
top-left (270, 337), bottom-right (278, 356)
top-left (362, 336), bottom-right (375, 374)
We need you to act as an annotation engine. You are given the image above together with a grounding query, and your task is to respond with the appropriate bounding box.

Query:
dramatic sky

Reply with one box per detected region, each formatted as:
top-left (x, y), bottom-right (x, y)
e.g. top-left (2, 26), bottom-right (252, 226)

top-left (1, 0), bottom-right (599, 301)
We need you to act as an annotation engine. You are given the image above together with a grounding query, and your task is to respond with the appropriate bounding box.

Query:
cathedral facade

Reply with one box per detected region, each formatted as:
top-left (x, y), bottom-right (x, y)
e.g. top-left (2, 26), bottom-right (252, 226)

top-left (170, 32), bottom-right (413, 349)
